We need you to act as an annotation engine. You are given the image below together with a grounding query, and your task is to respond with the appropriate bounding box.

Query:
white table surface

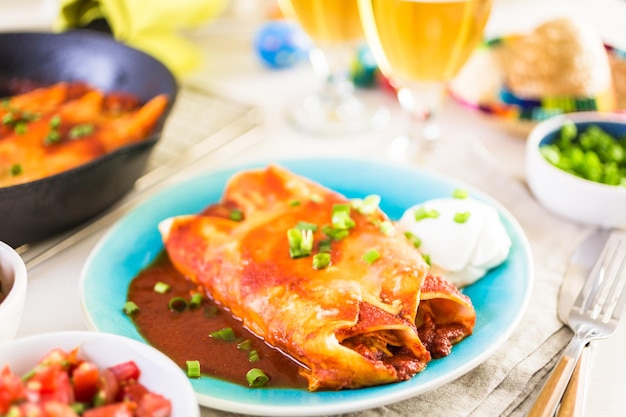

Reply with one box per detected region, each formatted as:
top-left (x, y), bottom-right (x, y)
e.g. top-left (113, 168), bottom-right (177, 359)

top-left (8, 0), bottom-right (626, 415)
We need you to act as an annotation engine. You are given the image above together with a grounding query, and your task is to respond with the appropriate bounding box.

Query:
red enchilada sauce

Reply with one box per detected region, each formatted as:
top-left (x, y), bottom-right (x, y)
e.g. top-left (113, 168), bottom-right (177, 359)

top-left (127, 253), bottom-right (308, 389)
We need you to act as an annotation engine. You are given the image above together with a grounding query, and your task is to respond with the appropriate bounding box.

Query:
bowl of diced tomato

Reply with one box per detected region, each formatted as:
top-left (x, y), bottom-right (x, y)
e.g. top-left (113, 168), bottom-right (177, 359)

top-left (0, 331), bottom-right (199, 417)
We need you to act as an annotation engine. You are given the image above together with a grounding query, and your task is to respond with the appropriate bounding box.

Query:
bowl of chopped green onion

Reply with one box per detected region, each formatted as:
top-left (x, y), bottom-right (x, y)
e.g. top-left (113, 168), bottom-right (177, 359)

top-left (526, 112), bottom-right (626, 228)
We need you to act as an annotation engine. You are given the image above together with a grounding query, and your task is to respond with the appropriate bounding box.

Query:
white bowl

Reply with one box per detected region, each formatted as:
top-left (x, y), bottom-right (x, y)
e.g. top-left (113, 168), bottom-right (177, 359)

top-left (0, 331), bottom-right (200, 417)
top-left (526, 111), bottom-right (626, 229)
top-left (0, 240), bottom-right (27, 343)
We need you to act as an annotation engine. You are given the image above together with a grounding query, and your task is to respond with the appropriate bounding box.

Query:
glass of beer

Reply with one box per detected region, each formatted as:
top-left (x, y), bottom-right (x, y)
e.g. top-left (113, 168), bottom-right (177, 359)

top-left (358, 0), bottom-right (492, 156)
top-left (278, 0), bottom-right (388, 135)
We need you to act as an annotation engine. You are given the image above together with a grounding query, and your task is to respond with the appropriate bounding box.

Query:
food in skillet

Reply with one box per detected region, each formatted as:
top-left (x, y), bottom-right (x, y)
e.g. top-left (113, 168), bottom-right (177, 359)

top-left (0, 81), bottom-right (169, 188)
top-left (159, 165), bottom-right (476, 391)
top-left (0, 346), bottom-right (172, 416)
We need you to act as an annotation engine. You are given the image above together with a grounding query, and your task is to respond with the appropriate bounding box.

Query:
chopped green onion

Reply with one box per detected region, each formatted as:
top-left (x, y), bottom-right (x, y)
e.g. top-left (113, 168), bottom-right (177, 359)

top-left (310, 194), bottom-right (322, 203)
top-left (322, 225), bottom-right (349, 241)
top-left (295, 221), bottom-right (318, 232)
top-left (69, 123), bottom-right (94, 139)
top-left (210, 327), bottom-right (237, 342)
top-left (186, 360), bottom-right (201, 378)
top-left (69, 403), bottom-right (87, 414)
top-left (287, 228), bottom-right (313, 258)
top-left (9, 163), bottom-right (22, 177)
top-left (168, 296), bottom-right (188, 312)
top-left (49, 115), bottom-right (61, 128)
top-left (312, 253), bottom-right (331, 270)
top-left (44, 129), bottom-right (61, 145)
top-left (360, 194), bottom-right (381, 214)
top-left (237, 339), bottom-right (253, 351)
top-left (379, 220), bottom-right (395, 236)
top-left (331, 204), bottom-right (355, 230)
top-left (246, 368), bottom-right (269, 387)
top-left (452, 188), bottom-right (469, 199)
top-left (404, 231), bottom-right (421, 249)
top-left (228, 208), bottom-right (244, 221)
top-left (1, 112), bottom-right (13, 125)
top-left (123, 301), bottom-right (139, 315)
top-left (289, 200), bottom-right (301, 207)
top-left (248, 350), bottom-right (260, 362)
top-left (413, 207), bottom-right (440, 221)
top-left (422, 254), bottom-right (431, 266)
top-left (189, 293), bottom-right (204, 309)
top-left (362, 249), bottom-right (381, 265)
top-left (453, 211), bottom-right (471, 223)
top-left (318, 238), bottom-right (332, 253)
top-left (153, 281), bottom-right (170, 294)
top-left (14, 122), bottom-right (27, 135)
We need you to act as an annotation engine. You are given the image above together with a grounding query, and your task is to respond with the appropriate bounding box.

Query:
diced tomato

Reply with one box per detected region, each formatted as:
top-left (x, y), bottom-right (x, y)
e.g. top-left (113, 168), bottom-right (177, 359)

top-left (117, 381), bottom-right (148, 403)
top-left (72, 362), bottom-right (101, 403)
top-left (107, 361), bottom-right (140, 383)
top-left (82, 402), bottom-right (134, 417)
top-left (0, 366), bottom-right (26, 414)
top-left (136, 392), bottom-right (172, 417)
top-left (18, 402), bottom-right (46, 416)
top-left (43, 401), bottom-right (80, 417)
top-left (24, 364), bottom-right (74, 405)
top-left (94, 369), bottom-right (120, 406)
top-left (38, 348), bottom-right (79, 370)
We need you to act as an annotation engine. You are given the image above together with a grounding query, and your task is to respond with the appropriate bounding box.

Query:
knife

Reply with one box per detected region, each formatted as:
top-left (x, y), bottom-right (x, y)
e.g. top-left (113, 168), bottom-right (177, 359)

top-left (555, 229), bottom-right (610, 416)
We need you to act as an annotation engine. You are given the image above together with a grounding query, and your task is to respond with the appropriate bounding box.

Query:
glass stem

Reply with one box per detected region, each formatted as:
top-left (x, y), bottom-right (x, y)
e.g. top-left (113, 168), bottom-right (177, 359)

top-left (309, 45), bottom-right (356, 109)
top-left (397, 81), bottom-right (445, 149)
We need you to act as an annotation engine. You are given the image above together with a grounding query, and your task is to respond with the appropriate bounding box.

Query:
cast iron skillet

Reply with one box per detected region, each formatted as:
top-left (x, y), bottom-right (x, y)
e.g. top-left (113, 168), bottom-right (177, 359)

top-left (0, 30), bottom-right (178, 248)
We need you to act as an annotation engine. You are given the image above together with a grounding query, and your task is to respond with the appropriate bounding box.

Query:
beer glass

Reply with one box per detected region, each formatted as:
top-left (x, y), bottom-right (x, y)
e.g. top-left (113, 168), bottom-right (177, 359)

top-left (278, 0), bottom-right (388, 135)
top-left (358, 0), bottom-right (492, 156)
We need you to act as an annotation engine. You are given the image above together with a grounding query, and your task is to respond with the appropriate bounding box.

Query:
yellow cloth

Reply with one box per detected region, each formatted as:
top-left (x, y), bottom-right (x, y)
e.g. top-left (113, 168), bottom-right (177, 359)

top-left (55, 0), bottom-right (229, 77)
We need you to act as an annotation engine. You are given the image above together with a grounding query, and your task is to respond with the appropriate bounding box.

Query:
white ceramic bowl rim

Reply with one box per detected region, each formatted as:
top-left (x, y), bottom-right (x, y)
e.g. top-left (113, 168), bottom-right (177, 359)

top-left (0, 240), bottom-right (27, 317)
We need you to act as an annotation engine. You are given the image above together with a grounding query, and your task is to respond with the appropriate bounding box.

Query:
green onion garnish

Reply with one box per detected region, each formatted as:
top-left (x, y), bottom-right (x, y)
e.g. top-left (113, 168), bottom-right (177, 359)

top-left (379, 220), bottom-right (395, 236)
top-left (404, 231), bottom-right (421, 248)
top-left (69, 403), bottom-right (87, 414)
top-left (153, 281), bottom-right (170, 294)
top-left (289, 200), bottom-right (301, 207)
top-left (186, 360), bottom-right (201, 378)
top-left (9, 163), bottom-right (22, 177)
top-left (228, 208), bottom-right (244, 221)
top-left (312, 253), bottom-right (331, 270)
top-left (69, 123), bottom-right (94, 139)
top-left (246, 368), bottom-right (269, 387)
top-left (413, 207), bottom-right (440, 221)
top-left (248, 350), bottom-right (260, 362)
top-left (237, 340), bottom-right (252, 351)
top-left (49, 115), bottom-right (61, 128)
top-left (331, 204), bottom-right (355, 230)
top-left (189, 293), bottom-right (204, 309)
top-left (453, 211), bottom-right (471, 223)
top-left (123, 301), bottom-right (139, 315)
top-left (14, 122), bottom-right (27, 135)
top-left (295, 221), bottom-right (318, 232)
top-left (452, 188), bottom-right (469, 199)
top-left (362, 249), bottom-right (381, 265)
top-left (44, 129), bottom-right (61, 145)
top-left (322, 225), bottom-right (349, 241)
top-left (168, 296), bottom-right (188, 312)
top-left (287, 228), bottom-right (313, 258)
top-left (318, 238), bottom-right (332, 253)
top-left (360, 194), bottom-right (381, 214)
top-left (210, 327), bottom-right (237, 342)
top-left (422, 254), bottom-right (431, 266)
top-left (310, 194), bottom-right (322, 203)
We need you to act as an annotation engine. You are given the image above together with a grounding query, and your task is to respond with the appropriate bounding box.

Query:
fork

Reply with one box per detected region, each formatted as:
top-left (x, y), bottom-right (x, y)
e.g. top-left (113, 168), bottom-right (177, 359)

top-left (528, 231), bottom-right (626, 417)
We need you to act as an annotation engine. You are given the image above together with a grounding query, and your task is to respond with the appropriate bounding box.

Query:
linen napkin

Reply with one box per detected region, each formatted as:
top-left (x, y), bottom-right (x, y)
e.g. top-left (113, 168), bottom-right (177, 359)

top-left (54, 0), bottom-right (229, 77)
top-left (194, 137), bottom-right (588, 417)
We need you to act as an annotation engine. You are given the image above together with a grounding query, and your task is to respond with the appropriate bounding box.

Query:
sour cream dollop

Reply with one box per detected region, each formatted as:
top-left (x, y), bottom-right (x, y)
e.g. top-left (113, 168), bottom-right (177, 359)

top-left (399, 197), bottom-right (512, 287)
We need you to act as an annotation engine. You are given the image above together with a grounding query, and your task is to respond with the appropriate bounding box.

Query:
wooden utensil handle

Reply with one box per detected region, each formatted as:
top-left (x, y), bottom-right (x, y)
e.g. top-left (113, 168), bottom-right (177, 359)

top-left (556, 345), bottom-right (590, 417)
top-left (527, 354), bottom-right (578, 417)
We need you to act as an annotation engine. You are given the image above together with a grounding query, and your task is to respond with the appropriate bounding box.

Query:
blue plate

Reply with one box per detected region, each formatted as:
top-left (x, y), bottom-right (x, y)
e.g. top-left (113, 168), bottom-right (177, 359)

top-left (80, 157), bottom-right (533, 416)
